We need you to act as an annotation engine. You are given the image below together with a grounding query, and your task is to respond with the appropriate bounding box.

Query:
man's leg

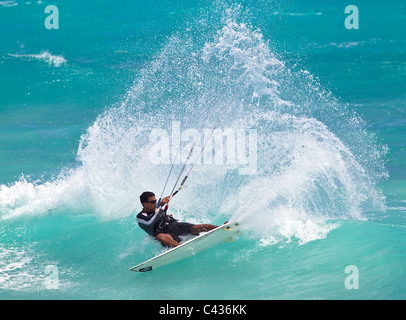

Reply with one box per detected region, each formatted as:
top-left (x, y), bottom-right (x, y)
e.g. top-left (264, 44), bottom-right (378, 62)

top-left (156, 233), bottom-right (180, 247)
top-left (190, 224), bottom-right (218, 235)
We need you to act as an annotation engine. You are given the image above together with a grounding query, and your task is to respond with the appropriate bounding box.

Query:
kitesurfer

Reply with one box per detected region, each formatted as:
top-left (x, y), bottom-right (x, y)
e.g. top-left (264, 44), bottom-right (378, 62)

top-left (137, 191), bottom-right (218, 247)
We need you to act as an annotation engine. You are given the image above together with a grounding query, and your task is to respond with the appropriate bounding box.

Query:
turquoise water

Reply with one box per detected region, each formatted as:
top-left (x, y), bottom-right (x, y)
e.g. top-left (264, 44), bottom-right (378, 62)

top-left (1, 0), bottom-right (405, 299)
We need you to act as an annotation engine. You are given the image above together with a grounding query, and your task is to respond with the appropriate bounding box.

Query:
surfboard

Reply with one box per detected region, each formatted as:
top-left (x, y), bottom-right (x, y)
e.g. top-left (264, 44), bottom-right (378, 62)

top-left (130, 222), bottom-right (241, 272)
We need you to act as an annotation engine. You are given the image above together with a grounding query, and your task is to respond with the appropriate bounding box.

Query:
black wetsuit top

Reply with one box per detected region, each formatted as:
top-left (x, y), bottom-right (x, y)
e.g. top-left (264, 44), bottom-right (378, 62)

top-left (136, 208), bottom-right (194, 242)
top-left (136, 207), bottom-right (167, 236)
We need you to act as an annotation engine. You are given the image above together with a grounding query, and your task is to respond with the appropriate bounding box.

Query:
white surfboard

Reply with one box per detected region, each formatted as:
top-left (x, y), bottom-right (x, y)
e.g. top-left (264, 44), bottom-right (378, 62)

top-left (130, 222), bottom-right (241, 272)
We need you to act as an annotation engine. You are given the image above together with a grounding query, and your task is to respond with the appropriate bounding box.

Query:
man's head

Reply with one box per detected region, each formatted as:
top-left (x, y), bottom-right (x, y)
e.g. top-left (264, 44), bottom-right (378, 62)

top-left (140, 191), bottom-right (156, 212)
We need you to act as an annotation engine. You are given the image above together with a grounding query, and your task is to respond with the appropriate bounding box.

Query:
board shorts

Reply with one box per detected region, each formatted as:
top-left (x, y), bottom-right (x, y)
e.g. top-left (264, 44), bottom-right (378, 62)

top-left (159, 221), bottom-right (195, 243)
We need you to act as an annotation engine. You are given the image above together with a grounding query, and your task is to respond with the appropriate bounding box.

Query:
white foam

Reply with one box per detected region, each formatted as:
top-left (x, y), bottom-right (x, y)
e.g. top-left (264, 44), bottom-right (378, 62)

top-left (0, 1), bottom-right (17, 7)
top-left (225, 111), bottom-right (384, 245)
top-left (9, 50), bottom-right (67, 67)
top-left (0, 170), bottom-right (88, 220)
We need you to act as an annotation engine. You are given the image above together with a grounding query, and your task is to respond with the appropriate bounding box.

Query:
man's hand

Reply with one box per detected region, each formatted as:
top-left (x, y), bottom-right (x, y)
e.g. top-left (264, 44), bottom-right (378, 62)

top-left (160, 196), bottom-right (171, 206)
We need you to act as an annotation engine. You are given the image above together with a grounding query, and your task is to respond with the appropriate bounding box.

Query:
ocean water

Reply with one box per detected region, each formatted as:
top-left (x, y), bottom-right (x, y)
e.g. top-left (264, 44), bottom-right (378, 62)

top-left (1, 0), bottom-right (405, 300)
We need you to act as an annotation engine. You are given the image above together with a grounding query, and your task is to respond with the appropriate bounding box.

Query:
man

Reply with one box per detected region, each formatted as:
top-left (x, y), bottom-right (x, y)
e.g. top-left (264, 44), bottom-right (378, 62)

top-left (137, 191), bottom-right (218, 247)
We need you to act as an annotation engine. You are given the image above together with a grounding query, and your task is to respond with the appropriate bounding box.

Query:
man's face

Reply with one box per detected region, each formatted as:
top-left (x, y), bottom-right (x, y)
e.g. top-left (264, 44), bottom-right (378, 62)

top-left (143, 195), bottom-right (157, 212)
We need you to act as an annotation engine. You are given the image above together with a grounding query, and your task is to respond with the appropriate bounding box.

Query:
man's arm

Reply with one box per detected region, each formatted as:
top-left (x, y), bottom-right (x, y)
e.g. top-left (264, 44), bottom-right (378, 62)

top-left (159, 196), bottom-right (171, 206)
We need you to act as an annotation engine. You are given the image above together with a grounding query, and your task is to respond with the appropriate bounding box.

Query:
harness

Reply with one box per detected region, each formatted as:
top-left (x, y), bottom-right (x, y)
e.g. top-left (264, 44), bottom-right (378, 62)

top-left (137, 206), bottom-right (176, 236)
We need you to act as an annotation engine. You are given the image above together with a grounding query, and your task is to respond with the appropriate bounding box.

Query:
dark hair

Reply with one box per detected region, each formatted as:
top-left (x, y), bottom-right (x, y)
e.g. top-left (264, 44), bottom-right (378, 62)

top-left (140, 191), bottom-right (155, 204)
